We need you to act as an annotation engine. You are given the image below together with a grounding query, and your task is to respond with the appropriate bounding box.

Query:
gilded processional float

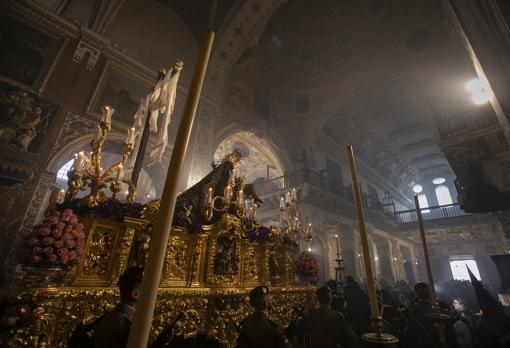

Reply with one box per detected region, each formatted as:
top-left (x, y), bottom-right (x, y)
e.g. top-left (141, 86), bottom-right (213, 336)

top-left (0, 106), bottom-right (319, 347)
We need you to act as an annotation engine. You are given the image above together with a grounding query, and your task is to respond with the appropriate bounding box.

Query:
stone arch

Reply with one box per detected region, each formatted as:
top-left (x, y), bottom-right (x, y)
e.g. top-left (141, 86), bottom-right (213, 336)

top-left (47, 131), bottom-right (157, 202)
top-left (213, 130), bottom-right (286, 184)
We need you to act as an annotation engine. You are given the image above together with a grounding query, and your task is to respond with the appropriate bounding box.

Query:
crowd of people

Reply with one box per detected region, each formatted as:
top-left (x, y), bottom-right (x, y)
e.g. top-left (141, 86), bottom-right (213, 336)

top-left (68, 267), bottom-right (510, 348)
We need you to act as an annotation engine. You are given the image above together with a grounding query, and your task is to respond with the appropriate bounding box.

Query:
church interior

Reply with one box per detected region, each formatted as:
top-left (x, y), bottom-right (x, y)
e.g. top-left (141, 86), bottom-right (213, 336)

top-left (1, 0), bottom-right (510, 347)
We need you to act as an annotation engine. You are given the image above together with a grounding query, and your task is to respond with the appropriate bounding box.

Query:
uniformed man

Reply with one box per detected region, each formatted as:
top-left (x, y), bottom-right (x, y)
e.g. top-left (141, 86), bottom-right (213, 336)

top-left (236, 285), bottom-right (292, 348)
top-left (92, 266), bottom-right (143, 348)
top-left (308, 286), bottom-right (360, 348)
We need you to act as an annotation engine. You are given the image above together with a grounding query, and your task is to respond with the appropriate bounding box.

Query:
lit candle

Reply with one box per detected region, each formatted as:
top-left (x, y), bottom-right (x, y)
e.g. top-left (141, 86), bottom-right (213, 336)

top-left (117, 163), bottom-right (124, 183)
top-left (224, 184), bottom-right (232, 203)
top-left (206, 187), bottom-right (213, 205)
top-left (102, 105), bottom-right (114, 124)
top-left (126, 127), bottom-right (136, 145)
top-left (75, 151), bottom-right (85, 171)
top-left (291, 188), bottom-right (297, 201)
top-left (285, 192), bottom-right (291, 204)
top-left (237, 189), bottom-right (244, 205)
top-left (280, 197), bottom-right (285, 209)
top-left (232, 168), bottom-right (237, 180)
top-left (334, 234), bottom-right (340, 256)
top-left (95, 124), bottom-right (102, 141)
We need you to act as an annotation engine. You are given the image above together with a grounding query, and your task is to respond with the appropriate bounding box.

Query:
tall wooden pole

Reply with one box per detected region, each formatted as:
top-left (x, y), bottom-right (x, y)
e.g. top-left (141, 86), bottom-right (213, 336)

top-left (413, 195), bottom-right (438, 302)
top-left (126, 30), bottom-right (215, 348)
top-left (346, 145), bottom-right (398, 345)
top-left (129, 70), bottom-right (166, 191)
top-left (414, 195), bottom-right (450, 348)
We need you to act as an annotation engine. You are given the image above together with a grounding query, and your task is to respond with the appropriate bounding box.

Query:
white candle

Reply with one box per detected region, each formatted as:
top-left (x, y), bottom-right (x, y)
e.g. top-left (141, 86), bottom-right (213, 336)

top-left (224, 184), bottom-right (232, 203)
top-left (280, 197), bottom-right (285, 209)
top-left (75, 151), bottom-right (85, 171)
top-left (237, 189), bottom-right (244, 205)
top-left (291, 188), bottom-right (297, 201)
top-left (206, 187), bottom-right (213, 205)
top-left (117, 163), bottom-right (124, 183)
top-left (126, 127), bottom-right (136, 145)
top-left (252, 203), bottom-right (257, 218)
top-left (285, 192), bottom-right (291, 204)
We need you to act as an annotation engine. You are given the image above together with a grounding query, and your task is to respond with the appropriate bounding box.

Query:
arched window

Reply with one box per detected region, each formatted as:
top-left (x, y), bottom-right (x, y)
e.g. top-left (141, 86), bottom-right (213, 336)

top-left (435, 185), bottom-right (453, 205)
top-left (417, 194), bottom-right (430, 213)
top-left (56, 158), bottom-right (75, 182)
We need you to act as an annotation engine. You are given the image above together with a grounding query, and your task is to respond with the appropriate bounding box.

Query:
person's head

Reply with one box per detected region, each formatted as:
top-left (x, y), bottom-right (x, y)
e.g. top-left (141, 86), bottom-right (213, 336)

top-left (249, 286), bottom-right (270, 311)
top-left (346, 275), bottom-right (355, 284)
top-left (452, 298), bottom-right (466, 312)
top-left (118, 267), bottom-right (143, 307)
top-left (326, 279), bottom-right (337, 292)
top-left (316, 286), bottom-right (332, 306)
top-left (414, 282), bottom-right (431, 301)
top-left (498, 290), bottom-right (510, 307)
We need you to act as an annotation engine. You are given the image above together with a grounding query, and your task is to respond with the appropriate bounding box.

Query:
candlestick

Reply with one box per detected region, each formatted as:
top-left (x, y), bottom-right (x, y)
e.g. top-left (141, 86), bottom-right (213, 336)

top-left (237, 189), bottom-right (244, 205)
top-left (252, 203), bottom-right (257, 219)
top-left (346, 144), bottom-right (398, 345)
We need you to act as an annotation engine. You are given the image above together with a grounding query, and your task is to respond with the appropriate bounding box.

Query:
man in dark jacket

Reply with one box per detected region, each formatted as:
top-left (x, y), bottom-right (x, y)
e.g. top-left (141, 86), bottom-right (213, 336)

top-left (308, 286), bottom-right (359, 348)
top-left (92, 267), bottom-right (143, 348)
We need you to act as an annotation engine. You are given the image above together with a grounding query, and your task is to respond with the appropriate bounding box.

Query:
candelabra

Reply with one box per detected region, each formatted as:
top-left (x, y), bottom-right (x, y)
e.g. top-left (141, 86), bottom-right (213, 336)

top-left (203, 167), bottom-right (259, 232)
top-left (279, 188), bottom-right (312, 244)
top-left (66, 105), bottom-right (137, 206)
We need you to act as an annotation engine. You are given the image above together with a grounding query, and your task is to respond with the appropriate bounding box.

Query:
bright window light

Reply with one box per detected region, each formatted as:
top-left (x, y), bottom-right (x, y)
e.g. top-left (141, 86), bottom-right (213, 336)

top-left (56, 158), bottom-right (75, 181)
top-left (435, 185), bottom-right (453, 205)
top-left (432, 177), bottom-right (445, 185)
top-left (465, 78), bottom-right (493, 105)
top-left (412, 184), bottom-right (423, 193)
top-left (449, 258), bottom-right (481, 281)
top-left (417, 194), bottom-right (430, 213)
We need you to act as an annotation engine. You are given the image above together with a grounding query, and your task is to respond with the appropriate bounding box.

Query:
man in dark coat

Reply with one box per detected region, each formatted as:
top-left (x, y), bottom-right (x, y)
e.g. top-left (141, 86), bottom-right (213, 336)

top-left (307, 286), bottom-right (359, 348)
top-left (92, 267), bottom-right (143, 348)
top-left (236, 286), bottom-right (291, 348)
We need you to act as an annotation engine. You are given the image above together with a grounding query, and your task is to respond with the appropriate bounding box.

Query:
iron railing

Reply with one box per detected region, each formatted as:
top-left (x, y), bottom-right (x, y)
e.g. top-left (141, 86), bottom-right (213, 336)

top-left (255, 168), bottom-right (469, 224)
top-left (394, 203), bottom-right (468, 224)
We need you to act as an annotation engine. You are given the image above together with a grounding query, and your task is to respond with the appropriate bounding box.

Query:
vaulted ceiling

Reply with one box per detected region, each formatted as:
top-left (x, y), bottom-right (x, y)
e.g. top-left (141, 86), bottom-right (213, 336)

top-left (219, 0), bottom-right (480, 194)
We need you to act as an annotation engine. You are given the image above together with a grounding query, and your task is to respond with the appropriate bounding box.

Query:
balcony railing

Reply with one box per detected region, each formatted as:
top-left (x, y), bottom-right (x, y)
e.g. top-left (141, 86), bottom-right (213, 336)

top-left (255, 168), bottom-right (469, 225)
top-left (435, 106), bottom-right (498, 139)
top-left (393, 203), bottom-right (468, 224)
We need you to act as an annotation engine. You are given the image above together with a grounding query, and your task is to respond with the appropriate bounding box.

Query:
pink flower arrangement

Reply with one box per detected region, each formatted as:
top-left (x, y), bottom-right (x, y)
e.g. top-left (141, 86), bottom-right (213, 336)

top-left (294, 250), bottom-right (320, 283)
top-left (28, 209), bottom-right (85, 267)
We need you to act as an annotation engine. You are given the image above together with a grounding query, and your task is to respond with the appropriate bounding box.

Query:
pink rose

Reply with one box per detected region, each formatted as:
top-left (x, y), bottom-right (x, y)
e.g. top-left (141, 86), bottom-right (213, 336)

top-left (76, 239), bottom-right (85, 248)
top-left (48, 214), bottom-right (60, 224)
top-left (39, 227), bottom-right (51, 237)
top-left (48, 253), bottom-right (57, 263)
top-left (54, 240), bottom-right (64, 248)
top-left (57, 222), bottom-right (66, 230)
top-left (68, 250), bottom-right (77, 260)
top-left (64, 225), bottom-right (73, 233)
top-left (32, 247), bottom-right (42, 255)
top-left (43, 247), bottom-right (54, 256)
top-left (31, 255), bottom-right (42, 263)
top-left (75, 223), bottom-right (84, 231)
top-left (28, 237), bottom-right (40, 246)
top-left (52, 229), bottom-right (62, 238)
top-left (42, 237), bottom-right (55, 246)
top-left (69, 215), bottom-right (78, 224)
top-left (64, 209), bottom-right (73, 215)
top-left (65, 240), bottom-right (75, 248)
top-left (62, 233), bottom-right (72, 241)
top-left (60, 254), bottom-right (69, 264)
top-left (57, 247), bottom-right (68, 255)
